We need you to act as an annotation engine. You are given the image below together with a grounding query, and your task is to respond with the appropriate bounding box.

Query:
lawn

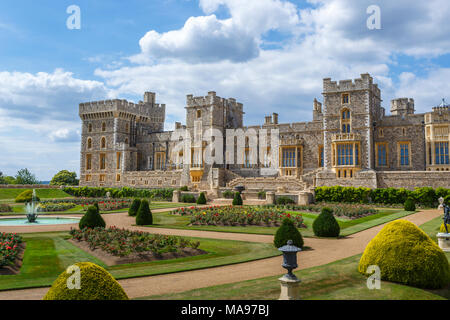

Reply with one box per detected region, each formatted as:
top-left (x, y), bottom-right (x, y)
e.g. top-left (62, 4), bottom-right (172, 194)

top-left (147, 208), bottom-right (414, 238)
top-left (0, 188), bottom-right (72, 201)
top-left (0, 231), bottom-right (280, 291)
top-left (144, 217), bottom-right (450, 301)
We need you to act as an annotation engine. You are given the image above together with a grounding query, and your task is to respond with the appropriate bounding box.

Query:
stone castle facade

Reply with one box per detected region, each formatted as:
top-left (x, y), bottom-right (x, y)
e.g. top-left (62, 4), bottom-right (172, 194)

top-left (79, 73), bottom-right (450, 192)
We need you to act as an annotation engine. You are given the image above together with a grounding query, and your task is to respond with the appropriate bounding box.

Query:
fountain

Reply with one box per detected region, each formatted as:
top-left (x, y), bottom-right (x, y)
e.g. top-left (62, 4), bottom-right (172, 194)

top-left (25, 189), bottom-right (39, 223)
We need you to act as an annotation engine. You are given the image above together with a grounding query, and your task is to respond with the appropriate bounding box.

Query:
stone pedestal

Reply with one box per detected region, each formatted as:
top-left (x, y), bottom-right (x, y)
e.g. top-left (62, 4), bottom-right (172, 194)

top-left (266, 191), bottom-right (275, 205)
top-left (297, 192), bottom-right (313, 205)
top-left (172, 190), bottom-right (181, 203)
top-left (437, 233), bottom-right (450, 252)
top-left (278, 276), bottom-right (301, 300)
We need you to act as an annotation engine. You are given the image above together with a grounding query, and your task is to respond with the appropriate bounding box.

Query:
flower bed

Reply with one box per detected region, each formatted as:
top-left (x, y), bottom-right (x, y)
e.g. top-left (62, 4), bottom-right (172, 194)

top-left (81, 199), bottom-right (132, 212)
top-left (261, 203), bottom-right (378, 219)
top-left (171, 206), bottom-right (304, 228)
top-left (0, 233), bottom-right (22, 267)
top-left (0, 204), bottom-right (12, 213)
top-left (70, 227), bottom-right (200, 257)
top-left (37, 202), bottom-right (76, 212)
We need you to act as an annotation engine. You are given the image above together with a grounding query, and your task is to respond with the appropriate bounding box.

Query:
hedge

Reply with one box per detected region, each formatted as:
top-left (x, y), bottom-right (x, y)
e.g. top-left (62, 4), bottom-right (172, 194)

top-left (63, 186), bottom-right (173, 201)
top-left (312, 207), bottom-right (340, 237)
top-left (43, 262), bottom-right (128, 300)
top-left (358, 220), bottom-right (450, 289)
top-left (316, 186), bottom-right (450, 207)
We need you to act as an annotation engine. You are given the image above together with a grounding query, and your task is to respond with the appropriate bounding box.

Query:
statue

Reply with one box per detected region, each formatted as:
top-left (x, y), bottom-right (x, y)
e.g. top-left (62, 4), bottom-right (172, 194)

top-left (443, 204), bottom-right (450, 234)
top-left (438, 197), bottom-right (445, 210)
top-left (106, 191), bottom-right (111, 199)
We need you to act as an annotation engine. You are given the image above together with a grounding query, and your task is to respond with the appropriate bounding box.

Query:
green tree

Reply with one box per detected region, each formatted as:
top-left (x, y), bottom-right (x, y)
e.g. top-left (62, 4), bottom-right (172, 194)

top-left (196, 192), bottom-right (207, 205)
top-left (128, 199), bottom-right (141, 217)
top-left (15, 168), bottom-right (39, 185)
top-left (0, 172), bottom-right (5, 185)
top-left (3, 176), bottom-right (16, 184)
top-left (136, 200), bottom-right (153, 226)
top-left (50, 170), bottom-right (79, 186)
top-left (312, 207), bottom-right (340, 237)
top-left (232, 192), bottom-right (243, 206)
top-left (274, 218), bottom-right (304, 249)
top-left (79, 205), bottom-right (106, 229)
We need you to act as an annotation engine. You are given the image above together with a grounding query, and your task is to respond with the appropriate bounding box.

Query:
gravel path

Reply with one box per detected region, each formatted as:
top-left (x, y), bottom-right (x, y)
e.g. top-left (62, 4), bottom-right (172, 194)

top-left (0, 209), bottom-right (442, 300)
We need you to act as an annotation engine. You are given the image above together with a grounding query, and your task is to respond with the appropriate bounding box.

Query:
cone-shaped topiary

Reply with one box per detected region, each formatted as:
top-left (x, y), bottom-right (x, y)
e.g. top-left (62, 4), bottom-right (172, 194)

top-left (440, 223), bottom-right (450, 233)
top-left (136, 199), bottom-right (153, 226)
top-left (196, 192), bottom-right (207, 205)
top-left (358, 220), bottom-right (450, 289)
top-left (274, 218), bottom-right (303, 249)
top-left (43, 262), bottom-right (128, 300)
top-left (128, 199), bottom-right (141, 216)
top-left (232, 192), bottom-right (243, 206)
top-left (79, 205), bottom-right (106, 229)
top-left (312, 207), bottom-right (340, 237)
top-left (404, 198), bottom-right (416, 211)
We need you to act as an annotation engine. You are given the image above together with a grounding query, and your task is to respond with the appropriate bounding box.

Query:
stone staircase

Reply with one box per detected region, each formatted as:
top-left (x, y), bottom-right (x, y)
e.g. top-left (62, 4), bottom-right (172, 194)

top-left (227, 176), bottom-right (306, 192)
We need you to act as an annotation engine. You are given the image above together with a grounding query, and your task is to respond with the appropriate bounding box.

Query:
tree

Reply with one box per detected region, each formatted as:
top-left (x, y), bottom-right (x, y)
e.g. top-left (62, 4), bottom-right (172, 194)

top-left (312, 207), bottom-right (340, 237)
top-left (196, 192), bottom-right (207, 205)
top-left (79, 205), bottom-right (106, 229)
top-left (15, 168), bottom-right (39, 185)
top-left (0, 172), bottom-right (5, 185)
top-left (232, 192), bottom-right (243, 206)
top-left (136, 200), bottom-right (153, 226)
top-left (128, 199), bottom-right (141, 217)
top-left (274, 218), bottom-right (304, 249)
top-left (50, 170), bottom-right (79, 186)
top-left (3, 176), bottom-right (16, 184)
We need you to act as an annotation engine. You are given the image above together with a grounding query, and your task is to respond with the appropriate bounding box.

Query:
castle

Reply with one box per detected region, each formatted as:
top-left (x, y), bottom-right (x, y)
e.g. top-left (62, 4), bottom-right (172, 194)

top-left (79, 73), bottom-right (450, 192)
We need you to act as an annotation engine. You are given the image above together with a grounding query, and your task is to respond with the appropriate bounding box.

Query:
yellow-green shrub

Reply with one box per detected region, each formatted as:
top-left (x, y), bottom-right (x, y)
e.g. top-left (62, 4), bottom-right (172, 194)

top-left (358, 220), bottom-right (450, 289)
top-left (43, 262), bottom-right (129, 300)
top-left (440, 223), bottom-right (450, 233)
top-left (15, 190), bottom-right (39, 203)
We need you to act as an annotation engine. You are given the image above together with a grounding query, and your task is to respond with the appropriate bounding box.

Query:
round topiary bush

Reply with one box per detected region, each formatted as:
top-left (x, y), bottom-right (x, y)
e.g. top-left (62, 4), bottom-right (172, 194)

top-left (136, 199), bottom-right (153, 226)
top-left (232, 192), bottom-right (243, 206)
top-left (128, 199), bottom-right (141, 217)
top-left (404, 198), bottom-right (416, 211)
top-left (196, 192), bottom-right (207, 205)
top-left (274, 218), bottom-right (303, 249)
top-left (43, 262), bottom-right (128, 300)
top-left (312, 207), bottom-right (340, 237)
top-left (15, 190), bottom-right (40, 203)
top-left (79, 205), bottom-right (106, 229)
top-left (358, 220), bottom-right (450, 289)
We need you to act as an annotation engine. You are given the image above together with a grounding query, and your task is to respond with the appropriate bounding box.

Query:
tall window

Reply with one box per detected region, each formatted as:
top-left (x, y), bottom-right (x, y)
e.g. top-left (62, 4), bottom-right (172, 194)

top-left (436, 142), bottom-right (450, 165)
top-left (101, 137), bottom-right (106, 149)
top-left (399, 143), bottom-right (410, 166)
top-left (100, 153), bottom-right (106, 170)
top-left (337, 144), bottom-right (353, 165)
top-left (87, 138), bottom-right (92, 149)
top-left (86, 154), bottom-right (92, 170)
top-left (377, 143), bottom-right (387, 167)
top-left (318, 146), bottom-right (324, 167)
top-left (102, 122), bottom-right (106, 132)
top-left (244, 149), bottom-right (251, 168)
top-left (341, 109), bottom-right (351, 133)
top-left (342, 93), bottom-right (350, 104)
top-left (282, 148), bottom-right (297, 167)
top-left (88, 123), bottom-right (92, 133)
top-left (116, 152), bottom-right (122, 170)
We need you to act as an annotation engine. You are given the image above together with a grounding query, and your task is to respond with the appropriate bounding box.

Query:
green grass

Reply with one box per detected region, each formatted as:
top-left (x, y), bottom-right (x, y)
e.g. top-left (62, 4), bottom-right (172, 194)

top-left (0, 232), bottom-right (280, 291)
top-left (0, 188), bottom-right (72, 201)
top-left (144, 217), bottom-right (450, 300)
top-left (146, 208), bottom-right (413, 238)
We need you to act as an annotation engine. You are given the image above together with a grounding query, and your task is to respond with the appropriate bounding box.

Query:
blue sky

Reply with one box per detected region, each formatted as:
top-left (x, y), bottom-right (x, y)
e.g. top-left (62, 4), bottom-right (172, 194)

top-left (1, 0), bottom-right (450, 180)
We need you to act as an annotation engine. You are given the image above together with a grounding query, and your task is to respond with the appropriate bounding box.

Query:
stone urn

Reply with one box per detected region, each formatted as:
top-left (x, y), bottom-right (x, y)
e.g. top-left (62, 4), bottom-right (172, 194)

top-left (437, 233), bottom-right (450, 252)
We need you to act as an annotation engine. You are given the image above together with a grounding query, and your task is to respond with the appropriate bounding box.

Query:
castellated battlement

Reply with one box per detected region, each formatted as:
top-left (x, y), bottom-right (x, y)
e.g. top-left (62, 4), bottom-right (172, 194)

top-left (390, 98), bottom-right (415, 116)
top-left (186, 91), bottom-right (243, 111)
top-left (79, 92), bottom-right (165, 119)
top-left (323, 73), bottom-right (380, 96)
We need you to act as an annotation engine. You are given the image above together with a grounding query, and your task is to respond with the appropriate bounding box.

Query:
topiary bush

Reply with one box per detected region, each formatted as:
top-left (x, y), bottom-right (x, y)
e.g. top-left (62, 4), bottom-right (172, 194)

top-left (312, 207), bottom-right (340, 237)
top-left (15, 190), bottom-right (40, 203)
top-left (232, 192), bottom-right (243, 206)
top-left (136, 199), bottom-right (153, 226)
top-left (404, 198), bottom-right (416, 211)
top-left (274, 218), bottom-right (303, 249)
top-left (79, 205), bottom-right (106, 229)
top-left (222, 190), bottom-right (234, 199)
top-left (358, 220), bottom-right (450, 289)
top-left (196, 192), bottom-right (207, 205)
top-left (43, 262), bottom-right (129, 300)
top-left (128, 199), bottom-right (141, 217)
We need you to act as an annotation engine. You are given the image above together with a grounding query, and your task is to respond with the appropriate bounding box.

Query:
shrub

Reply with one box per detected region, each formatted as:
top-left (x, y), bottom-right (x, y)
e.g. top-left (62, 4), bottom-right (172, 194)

top-left (312, 207), bottom-right (340, 237)
top-left (258, 191), bottom-right (266, 200)
top-left (196, 192), bottom-right (207, 205)
top-left (43, 262), bottom-right (128, 300)
top-left (181, 194), bottom-right (196, 203)
top-left (404, 198), bottom-right (416, 211)
top-left (128, 199), bottom-right (141, 217)
top-left (15, 190), bottom-right (40, 203)
top-left (222, 190), bottom-right (234, 199)
top-left (62, 186), bottom-right (174, 201)
top-left (179, 186), bottom-right (189, 192)
top-left (274, 218), bottom-right (304, 249)
top-left (136, 199), bottom-right (153, 226)
top-left (79, 205), bottom-right (106, 229)
top-left (276, 196), bottom-right (295, 205)
top-left (232, 192), bottom-right (243, 206)
top-left (444, 195), bottom-right (450, 206)
top-left (412, 187), bottom-right (438, 208)
top-left (358, 220), bottom-right (450, 289)
top-left (0, 204), bottom-right (12, 213)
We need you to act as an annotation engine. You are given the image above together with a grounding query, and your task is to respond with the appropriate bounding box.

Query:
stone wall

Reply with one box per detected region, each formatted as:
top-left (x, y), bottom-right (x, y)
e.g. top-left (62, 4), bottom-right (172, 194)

top-left (377, 171), bottom-right (450, 189)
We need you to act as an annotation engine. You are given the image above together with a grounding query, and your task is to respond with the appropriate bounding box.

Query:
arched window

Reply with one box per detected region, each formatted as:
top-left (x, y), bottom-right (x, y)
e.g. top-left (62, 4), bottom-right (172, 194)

top-left (102, 122), bottom-right (106, 132)
top-left (101, 137), bottom-right (106, 149)
top-left (87, 138), bottom-right (92, 149)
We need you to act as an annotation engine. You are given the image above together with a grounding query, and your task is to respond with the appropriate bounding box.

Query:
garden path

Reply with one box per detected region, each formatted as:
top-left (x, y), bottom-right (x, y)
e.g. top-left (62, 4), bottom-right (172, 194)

top-left (0, 209), bottom-right (442, 300)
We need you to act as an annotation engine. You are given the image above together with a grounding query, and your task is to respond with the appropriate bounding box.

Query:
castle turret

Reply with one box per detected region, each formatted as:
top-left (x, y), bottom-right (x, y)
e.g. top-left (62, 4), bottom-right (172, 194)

top-left (390, 98), bottom-right (415, 117)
